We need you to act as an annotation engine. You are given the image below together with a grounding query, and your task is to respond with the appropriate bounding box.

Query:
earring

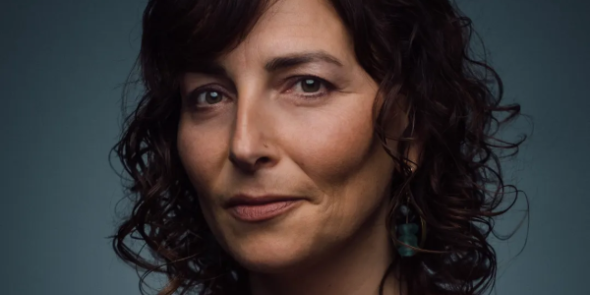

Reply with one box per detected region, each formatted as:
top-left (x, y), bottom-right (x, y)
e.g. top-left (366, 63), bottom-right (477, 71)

top-left (394, 169), bottom-right (427, 257)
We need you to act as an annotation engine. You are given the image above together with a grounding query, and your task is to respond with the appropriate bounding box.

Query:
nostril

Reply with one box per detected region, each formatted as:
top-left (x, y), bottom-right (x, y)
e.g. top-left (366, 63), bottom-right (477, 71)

top-left (256, 157), bottom-right (272, 166)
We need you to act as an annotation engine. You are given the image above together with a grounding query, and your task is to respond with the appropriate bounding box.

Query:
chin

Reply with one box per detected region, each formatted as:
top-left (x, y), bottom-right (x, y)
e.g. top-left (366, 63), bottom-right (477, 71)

top-left (226, 233), bottom-right (314, 274)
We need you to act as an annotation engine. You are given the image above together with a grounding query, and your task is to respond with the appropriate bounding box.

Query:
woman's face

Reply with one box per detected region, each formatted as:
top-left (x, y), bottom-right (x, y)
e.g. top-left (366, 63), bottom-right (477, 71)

top-left (178, 0), bottom-right (400, 272)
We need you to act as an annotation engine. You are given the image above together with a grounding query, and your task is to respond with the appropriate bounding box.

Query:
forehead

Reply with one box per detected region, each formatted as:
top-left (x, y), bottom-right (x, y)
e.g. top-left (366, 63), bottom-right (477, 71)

top-left (219, 0), bottom-right (354, 68)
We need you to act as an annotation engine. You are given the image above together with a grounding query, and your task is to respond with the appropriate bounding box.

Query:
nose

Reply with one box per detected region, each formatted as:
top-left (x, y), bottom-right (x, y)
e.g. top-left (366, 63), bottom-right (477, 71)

top-left (228, 94), bottom-right (279, 172)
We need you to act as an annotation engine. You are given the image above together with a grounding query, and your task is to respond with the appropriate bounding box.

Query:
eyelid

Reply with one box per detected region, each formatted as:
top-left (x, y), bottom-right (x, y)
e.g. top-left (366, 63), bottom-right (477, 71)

top-left (186, 84), bottom-right (232, 107)
top-left (284, 75), bottom-right (335, 98)
top-left (184, 75), bottom-right (334, 106)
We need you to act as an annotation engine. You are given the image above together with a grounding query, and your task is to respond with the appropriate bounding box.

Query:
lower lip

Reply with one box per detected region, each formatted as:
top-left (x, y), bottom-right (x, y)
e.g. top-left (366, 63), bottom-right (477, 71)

top-left (229, 200), bottom-right (302, 222)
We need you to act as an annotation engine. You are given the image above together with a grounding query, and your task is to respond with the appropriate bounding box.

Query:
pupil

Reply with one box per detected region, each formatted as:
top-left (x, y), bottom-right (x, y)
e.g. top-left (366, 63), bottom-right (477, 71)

top-left (302, 79), bottom-right (320, 92)
top-left (206, 91), bottom-right (222, 103)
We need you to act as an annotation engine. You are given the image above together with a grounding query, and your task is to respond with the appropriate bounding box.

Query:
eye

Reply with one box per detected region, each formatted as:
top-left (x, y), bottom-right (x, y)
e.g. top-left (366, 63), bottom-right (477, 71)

top-left (300, 78), bottom-right (321, 92)
top-left (290, 77), bottom-right (332, 98)
top-left (192, 89), bottom-right (227, 106)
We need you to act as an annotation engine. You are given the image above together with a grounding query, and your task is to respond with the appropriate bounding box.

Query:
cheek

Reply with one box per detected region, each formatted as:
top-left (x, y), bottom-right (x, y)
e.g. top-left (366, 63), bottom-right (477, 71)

top-left (176, 118), bottom-right (228, 193)
top-left (284, 98), bottom-right (377, 186)
top-left (281, 95), bottom-right (393, 232)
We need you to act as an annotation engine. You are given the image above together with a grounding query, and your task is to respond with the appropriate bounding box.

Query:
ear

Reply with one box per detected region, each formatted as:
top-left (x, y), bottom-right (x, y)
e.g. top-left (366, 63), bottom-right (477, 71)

top-left (372, 85), bottom-right (422, 172)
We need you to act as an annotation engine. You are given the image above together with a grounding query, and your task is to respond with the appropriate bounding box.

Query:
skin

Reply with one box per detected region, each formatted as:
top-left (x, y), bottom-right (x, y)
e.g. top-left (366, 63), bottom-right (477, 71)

top-left (177, 0), bottom-right (418, 294)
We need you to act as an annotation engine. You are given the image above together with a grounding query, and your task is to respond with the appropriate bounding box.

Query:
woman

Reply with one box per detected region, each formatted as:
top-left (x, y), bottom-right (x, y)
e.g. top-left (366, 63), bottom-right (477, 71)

top-left (111, 0), bottom-right (526, 294)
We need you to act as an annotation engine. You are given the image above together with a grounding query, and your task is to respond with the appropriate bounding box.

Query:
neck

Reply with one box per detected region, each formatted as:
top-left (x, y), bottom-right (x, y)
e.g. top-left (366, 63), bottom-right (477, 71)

top-left (247, 204), bottom-right (402, 295)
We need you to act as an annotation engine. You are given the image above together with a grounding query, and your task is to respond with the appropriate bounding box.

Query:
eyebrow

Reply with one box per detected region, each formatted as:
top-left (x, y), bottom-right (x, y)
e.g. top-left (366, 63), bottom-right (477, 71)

top-left (186, 51), bottom-right (344, 77)
top-left (264, 51), bottom-right (344, 72)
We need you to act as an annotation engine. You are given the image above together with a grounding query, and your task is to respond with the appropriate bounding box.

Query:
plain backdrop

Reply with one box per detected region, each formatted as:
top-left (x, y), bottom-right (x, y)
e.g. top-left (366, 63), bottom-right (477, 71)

top-left (1, 0), bottom-right (588, 294)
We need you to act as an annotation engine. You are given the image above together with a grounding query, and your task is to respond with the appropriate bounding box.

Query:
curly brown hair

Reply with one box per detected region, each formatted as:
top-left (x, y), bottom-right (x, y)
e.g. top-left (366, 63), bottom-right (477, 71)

top-left (110, 0), bottom-right (528, 294)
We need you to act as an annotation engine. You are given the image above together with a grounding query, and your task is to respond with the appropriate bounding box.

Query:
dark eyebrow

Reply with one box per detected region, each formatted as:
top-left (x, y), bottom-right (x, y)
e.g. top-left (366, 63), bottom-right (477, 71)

top-left (186, 61), bottom-right (229, 77)
top-left (264, 51), bottom-right (344, 72)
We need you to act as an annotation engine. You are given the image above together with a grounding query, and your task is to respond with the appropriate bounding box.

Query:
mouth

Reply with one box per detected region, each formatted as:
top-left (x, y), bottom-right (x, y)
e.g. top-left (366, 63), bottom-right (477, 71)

top-left (225, 194), bottom-right (305, 222)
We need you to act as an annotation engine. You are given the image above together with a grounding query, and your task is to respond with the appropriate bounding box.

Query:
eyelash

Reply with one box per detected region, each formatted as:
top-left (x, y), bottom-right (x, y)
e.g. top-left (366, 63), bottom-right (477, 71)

top-left (188, 75), bottom-right (334, 109)
top-left (285, 75), bottom-right (334, 99)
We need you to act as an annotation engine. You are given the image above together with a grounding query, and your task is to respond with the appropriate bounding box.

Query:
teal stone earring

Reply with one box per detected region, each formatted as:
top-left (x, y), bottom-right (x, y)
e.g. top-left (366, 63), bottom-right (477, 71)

top-left (396, 220), bottom-right (419, 257)
top-left (393, 111), bottom-right (427, 257)
top-left (394, 169), bottom-right (427, 257)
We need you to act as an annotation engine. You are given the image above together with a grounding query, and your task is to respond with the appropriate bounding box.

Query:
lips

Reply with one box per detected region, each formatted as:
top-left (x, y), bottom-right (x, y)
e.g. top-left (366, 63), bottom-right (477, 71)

top-left (225, 194), bottom-right (304, 222)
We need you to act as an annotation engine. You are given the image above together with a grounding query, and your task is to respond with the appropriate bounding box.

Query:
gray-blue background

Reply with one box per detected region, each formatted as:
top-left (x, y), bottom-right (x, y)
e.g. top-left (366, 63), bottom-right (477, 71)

top-left (1, 0), bottom-right (588, 294)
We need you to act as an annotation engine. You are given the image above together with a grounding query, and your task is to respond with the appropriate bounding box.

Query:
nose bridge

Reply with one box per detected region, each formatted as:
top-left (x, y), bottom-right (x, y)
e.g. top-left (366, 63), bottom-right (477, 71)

top-left (233, 94), bottom-right (263, 149)
top-left (229, 82), bottom-right (276, 169)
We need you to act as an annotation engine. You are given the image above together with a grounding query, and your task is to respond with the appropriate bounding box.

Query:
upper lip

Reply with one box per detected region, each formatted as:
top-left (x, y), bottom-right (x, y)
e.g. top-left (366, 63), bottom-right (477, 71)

top-left (225, 194), bottom-right (304, 208)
